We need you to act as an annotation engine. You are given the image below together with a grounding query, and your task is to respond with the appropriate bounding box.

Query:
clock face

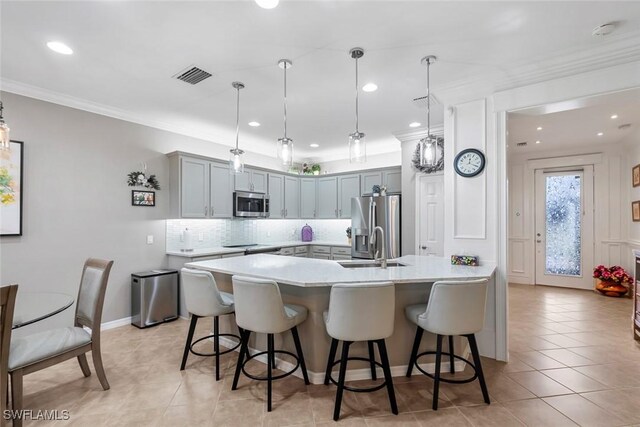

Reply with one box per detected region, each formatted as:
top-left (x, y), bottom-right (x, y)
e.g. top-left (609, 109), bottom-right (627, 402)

top-left (454, 149), bottom-right (485, 177)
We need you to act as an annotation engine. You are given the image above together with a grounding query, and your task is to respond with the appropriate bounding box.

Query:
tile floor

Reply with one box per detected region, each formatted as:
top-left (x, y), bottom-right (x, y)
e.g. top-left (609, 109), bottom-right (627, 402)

top-left (14, 283), bottom-right (640, 426)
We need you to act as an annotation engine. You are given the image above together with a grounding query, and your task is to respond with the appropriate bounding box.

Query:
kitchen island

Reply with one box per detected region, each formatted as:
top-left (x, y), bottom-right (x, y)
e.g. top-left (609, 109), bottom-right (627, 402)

top-left (186, 254), bottom-right (496, 383)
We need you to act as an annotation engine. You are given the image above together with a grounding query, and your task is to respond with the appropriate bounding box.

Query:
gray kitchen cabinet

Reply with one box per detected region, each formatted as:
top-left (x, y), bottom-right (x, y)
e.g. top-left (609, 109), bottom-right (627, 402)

top-left (268, 173), bottom-right (285, 219)
top-left (361, 171), bottom-right (383, 195)
top-left (284, 176), bottom-right (300, 218)
top-left (338, 174), bottom-right (360, 219)
top-left (210, 162), bottom-right (233, 218)
top-left (235, 168), bottom-right (267, 193)
top-left (181, 157), bottom-right (210, 218)
top-left (317, 177), bottom-right (338, 218)
top-left (300, 178), bottom-right (317, 219)
top-left (383, 169), bottom-right (402, 193)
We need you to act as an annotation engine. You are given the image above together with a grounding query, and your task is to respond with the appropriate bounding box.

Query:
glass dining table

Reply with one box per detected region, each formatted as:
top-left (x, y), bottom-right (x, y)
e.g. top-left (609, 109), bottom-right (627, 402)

top-left (12, 291), bottom-right (75, 329)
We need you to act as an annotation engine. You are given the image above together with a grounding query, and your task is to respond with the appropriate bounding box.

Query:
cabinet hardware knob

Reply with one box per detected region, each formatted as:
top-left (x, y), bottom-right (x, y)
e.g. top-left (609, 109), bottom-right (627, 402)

top-left (536, 240), bottom-right (542, 243)
top-left (421, 245), bottom-right (427, 250)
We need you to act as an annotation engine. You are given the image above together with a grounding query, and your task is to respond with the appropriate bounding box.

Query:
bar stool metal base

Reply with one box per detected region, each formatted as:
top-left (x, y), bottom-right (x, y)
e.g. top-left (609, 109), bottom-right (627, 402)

top-left (180, 314), bottom-right (241, 381)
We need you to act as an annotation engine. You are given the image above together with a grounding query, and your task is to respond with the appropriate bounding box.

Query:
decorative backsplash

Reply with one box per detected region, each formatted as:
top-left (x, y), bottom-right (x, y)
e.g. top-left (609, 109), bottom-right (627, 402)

top-left (166, 218), bottom-right (351, 251)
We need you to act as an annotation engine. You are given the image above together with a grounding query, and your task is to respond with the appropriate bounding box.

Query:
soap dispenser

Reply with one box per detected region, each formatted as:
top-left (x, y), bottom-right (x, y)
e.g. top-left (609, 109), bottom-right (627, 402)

top-left (301, 224), bottom-right (313, 242)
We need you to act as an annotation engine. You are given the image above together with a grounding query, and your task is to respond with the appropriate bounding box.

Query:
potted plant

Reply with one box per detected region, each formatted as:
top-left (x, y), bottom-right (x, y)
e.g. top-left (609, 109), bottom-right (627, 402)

top-left (311, 164), bottom-right (321, 175)
top-left (593, 265), bottom-right (632, 297)
top-left (346, 227), bottom-right (352, 245)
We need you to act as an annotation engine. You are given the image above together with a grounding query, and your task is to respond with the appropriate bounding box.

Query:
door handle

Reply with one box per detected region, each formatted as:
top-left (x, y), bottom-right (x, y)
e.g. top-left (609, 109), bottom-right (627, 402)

top-left (421, 245), bottom-right (427, 250)
top-left (536, 240), bottom-right (542, 243)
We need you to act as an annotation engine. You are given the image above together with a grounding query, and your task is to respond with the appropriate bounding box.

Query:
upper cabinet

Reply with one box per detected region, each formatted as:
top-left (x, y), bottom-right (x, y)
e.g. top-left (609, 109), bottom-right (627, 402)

top-left (284, 176), bottom-right (300, 218)
top-left (210, 162), bottom-right (233, 218)
top-left (360, 167), bottom-right (401, 195)
top-left (268, 174), bottom-right (285, 219)
top-left (338, 174), bottom-right (360, 219)
top-left (235, 168), bottom-right (267, 193)
top-left (180, 157), bottom-right (210, 218)
top-left (300, 178), bottom-right (317, 219)
top-left (317, 177), bottom-right (338, 218)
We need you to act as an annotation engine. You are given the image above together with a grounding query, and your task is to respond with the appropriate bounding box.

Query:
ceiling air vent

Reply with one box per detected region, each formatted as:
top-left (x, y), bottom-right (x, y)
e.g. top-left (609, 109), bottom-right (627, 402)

top-left (618, 123), bottom-right (632, 130)
top-left (516, 142), bottom-right (528, 147)
top-left (412, 93), bottom-right (441, 109)
top-left (172, 65), bottom-right (212, 85)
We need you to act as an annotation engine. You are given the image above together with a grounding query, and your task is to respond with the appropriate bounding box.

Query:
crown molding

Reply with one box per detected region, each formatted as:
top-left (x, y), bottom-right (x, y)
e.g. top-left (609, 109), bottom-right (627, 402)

top-left (393, 124), bottom-right (444, 144)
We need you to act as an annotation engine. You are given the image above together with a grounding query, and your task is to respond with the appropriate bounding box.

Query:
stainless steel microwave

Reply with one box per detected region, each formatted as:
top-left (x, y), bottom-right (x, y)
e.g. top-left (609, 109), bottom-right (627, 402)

top-left (233, 191), bottom-right (270, 218)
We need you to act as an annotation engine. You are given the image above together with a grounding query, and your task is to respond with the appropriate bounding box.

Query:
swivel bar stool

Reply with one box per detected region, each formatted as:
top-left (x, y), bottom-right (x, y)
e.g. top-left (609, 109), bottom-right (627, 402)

top-left (324, 282), bottom-right (398, 421)
top-left (405, 279), bottom-right (490, 410)
top-left (180, 268), bottom-right (242, 381)
top-left (231, 275), bottom-right (310, 412)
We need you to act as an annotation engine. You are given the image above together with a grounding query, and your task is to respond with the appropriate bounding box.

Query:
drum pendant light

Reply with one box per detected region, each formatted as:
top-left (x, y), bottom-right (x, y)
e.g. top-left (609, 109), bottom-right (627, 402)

top-left (229, 82), bottom-right (245, 174)
top-left (419, 56), bottom-right (437, 167)
top-left (348, 48), bottom-right (366, 163)
top-left (277, 59), bottom-right (293, 167)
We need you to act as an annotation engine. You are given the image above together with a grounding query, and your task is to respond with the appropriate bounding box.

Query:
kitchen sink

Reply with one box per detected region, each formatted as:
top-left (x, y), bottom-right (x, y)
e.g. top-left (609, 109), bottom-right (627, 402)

top-left (338, 261), bottom-right (407, 268)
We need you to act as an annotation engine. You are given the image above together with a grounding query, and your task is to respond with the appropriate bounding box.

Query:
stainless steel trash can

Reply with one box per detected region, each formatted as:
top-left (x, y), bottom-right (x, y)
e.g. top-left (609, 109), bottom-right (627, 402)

top-left (131, 269), bottom-right (179, 328)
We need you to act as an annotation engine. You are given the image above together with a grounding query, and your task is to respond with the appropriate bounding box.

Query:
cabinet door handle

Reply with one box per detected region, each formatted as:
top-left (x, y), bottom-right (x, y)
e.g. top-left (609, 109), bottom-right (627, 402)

top-left (421, 245), bottom-right (427, 250)
top-left (335, 209), bottom-right (338, 217)
top-left (204, 206), bottom-right (208, 216)
top-left (339, 209), bottom-right (342, 217)
top-left (285, 209), bottom-right (288, 217)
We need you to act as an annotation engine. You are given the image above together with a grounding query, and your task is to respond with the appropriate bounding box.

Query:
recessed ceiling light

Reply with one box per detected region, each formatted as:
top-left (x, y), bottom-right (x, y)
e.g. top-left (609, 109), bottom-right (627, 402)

top-left (47, 41), bottom-right (73, 55)
top-left (610, 114), bottom-right (618, 119)
top-left (409, 122), bottom-right (421, 128)
top-left (248, 121), bottom-right (260, 127)
top-left (536, 126), bottom-right (542, 131)
top-left (535, 140), bottom-right (541, 144)
top-left (597, 132), bottom-right (604, 136)
top-left (362, 83), bottom-right (378, 92)
top-left (309, 143), bottom-right (319, 148)
top-left (255, 0), bottom-right (279, 9)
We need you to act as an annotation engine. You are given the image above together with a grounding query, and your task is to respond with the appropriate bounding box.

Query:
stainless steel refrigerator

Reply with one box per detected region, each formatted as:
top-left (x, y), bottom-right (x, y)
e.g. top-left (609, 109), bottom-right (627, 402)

top-left (351, 195), bottom-right (401, 259)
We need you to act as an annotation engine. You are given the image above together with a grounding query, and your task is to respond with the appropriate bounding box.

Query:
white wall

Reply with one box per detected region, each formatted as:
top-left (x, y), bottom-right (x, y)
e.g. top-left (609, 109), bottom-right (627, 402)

top-left (507, 143), bottom-right (628, 284)
top-left (318, 151), bottom-right (401, 175)
top-left (621, 126), bottom-right (640, 263)
top-left (0, 92), bottom-right (283, 331)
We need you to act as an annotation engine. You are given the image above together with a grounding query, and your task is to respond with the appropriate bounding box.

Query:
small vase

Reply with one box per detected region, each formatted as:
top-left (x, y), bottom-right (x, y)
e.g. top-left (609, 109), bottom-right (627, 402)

top-left (595, 279), bottom-right (628, 297)
top-left (347, 237), bottom-right (352, 245)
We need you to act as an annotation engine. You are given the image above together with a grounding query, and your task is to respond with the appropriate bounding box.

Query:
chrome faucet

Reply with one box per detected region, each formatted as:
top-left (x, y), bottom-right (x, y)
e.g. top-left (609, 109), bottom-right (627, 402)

top-left (370, 225), bottom-right (387, 269)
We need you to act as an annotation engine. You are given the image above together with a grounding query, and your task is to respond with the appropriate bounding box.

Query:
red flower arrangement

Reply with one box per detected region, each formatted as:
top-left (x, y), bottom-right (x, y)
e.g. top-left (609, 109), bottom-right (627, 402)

top-left (592, 265), bottom-right (632, 284)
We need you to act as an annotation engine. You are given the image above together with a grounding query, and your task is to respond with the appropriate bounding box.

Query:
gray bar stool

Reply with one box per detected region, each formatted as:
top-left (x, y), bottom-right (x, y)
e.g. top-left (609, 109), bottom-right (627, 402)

top-left (324, 282), bottom-right (398, 421)
top-left (180, 268), bottom-right (241, 381)
top-left (405, 279), bottom-right (490, 410)
top-left (231, 275), bottom-right (310, 412)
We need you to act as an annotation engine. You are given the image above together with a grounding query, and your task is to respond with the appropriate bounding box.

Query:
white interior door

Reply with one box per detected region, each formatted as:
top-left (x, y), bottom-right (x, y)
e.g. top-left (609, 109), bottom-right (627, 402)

top-left (534, 167), bottom-right (594, 289)
top-left (416, 174), bottom-right (444, 256)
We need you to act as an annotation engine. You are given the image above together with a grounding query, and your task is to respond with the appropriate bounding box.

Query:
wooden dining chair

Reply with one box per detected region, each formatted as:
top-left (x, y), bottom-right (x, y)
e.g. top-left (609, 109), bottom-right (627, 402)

top-left (8, 258), bottom-right (113, 426)
top-left (1, 284), bottom-right (18, 427)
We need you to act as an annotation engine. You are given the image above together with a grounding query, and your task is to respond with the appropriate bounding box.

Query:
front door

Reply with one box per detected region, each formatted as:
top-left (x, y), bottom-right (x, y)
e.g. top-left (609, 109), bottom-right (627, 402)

top-left (534, 167), bottom-right (594, 289)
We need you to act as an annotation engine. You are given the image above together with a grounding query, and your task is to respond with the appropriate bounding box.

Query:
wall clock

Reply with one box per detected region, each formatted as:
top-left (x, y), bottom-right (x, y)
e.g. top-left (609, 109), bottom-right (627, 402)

top-left (454, 148), bottom-right (485, 177)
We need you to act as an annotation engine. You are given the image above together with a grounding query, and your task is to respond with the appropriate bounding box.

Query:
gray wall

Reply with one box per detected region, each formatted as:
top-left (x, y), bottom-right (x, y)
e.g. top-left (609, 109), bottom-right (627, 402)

top-left (0, 92), bottom-right (282, 331)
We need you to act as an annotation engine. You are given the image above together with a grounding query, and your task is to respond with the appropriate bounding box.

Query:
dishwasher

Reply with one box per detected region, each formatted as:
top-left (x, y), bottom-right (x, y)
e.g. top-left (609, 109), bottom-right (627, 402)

top-left (131, 269), bottom-right (179, 328)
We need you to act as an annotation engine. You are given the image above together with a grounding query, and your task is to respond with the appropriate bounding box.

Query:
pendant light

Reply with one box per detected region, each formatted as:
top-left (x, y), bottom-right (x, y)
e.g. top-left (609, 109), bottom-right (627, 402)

top-left (348, 47), bottom-right (366, 163)
top-left (0, 101), bottom-right (10, 151)
top-left (419, 55), bottom-right (437, 167)
top-left (229, 82), bottom-right (245, 174)
top-left (277, 59), bottom-right (293, 167)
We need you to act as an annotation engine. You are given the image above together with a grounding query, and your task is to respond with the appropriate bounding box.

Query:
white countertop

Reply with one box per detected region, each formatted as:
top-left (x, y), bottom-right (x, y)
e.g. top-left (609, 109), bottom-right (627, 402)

top-left (167, 240), bottom-right (351, 258)
top-left (185, 254), bottom-right (496, 287)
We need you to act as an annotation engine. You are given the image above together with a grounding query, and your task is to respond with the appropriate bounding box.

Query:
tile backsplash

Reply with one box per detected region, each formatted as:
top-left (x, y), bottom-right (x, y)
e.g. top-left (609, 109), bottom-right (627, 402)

top-left (166, 219), bottom-right (351, 251)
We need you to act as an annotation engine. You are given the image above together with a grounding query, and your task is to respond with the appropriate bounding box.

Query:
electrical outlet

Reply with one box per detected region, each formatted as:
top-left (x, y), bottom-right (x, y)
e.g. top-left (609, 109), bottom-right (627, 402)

top-left (147, 235), bottom-right (154, 245)
top-left (266, 231), bottom-right (271, 237)
top-left (198, 232), bottom-right (204, 242)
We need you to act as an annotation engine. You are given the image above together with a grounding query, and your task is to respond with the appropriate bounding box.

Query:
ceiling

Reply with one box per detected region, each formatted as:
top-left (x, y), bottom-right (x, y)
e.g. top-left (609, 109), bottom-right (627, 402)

top-left (2, 1), bottom-right (640, 162)
top-left (507, 88), bottom-right (640, 154)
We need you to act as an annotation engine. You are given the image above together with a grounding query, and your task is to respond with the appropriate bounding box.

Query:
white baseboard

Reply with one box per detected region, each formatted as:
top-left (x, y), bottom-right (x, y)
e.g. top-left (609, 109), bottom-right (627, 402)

top-left (101, 316), bottom-right (132, 331)
top-left (219, 336), bottom-right (471, 385)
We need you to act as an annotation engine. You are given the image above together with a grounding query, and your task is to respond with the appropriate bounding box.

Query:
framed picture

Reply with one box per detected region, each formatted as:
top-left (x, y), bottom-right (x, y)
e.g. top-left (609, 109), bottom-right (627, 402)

top-left (1, 140), bottom-right (24, 236)
top-left (132, 190), bottom-right (155, 207)
top-left (633, 201), bottom-right (640, 222)
top-left (633, 164), bottom-right (640, 187)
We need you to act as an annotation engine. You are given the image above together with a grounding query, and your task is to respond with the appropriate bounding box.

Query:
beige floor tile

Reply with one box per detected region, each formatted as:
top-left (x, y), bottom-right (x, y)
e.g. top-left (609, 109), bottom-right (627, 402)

top-left (311, 389), bottom-right (363, 422)
top-left (413, 408), bottom-right (472, 426)
top-left (574, 364), bottom-right (640, 388)
top-left (539, 334), bottom-right (589, 348)
top-left (501, 398), bottom-right (577, 427)
top-left (483, 373), bottom-right (535, 402)
top-left (543, 394), bottom-right (626, 427)
top-left (539, 368), bottom-right (607, 393)
top-left (364, 413), bottom-right (420, 426)
top-left (510, 351), bottom-right (566, 370)
top-left (581, 387), bottom-right (640, 424)
top-left (507, 371), bottom-right (573, 397)
top-left (538, 349), bottom-right (596, 367)
top-left (393, 381), bottom-right (453, 412)
top-left (211, 397), bottom-right (265, 427)
top-left (160, 403), bottom-right (216, 427)
top-left (457, 403), bottom-right (524, 426)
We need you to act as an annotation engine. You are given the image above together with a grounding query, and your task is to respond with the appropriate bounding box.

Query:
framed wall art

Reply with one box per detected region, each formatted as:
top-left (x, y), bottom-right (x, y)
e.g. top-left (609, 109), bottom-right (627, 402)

top-left (132, 190), bottom-right (155, 207)
top-left (633, 164), bottom-right (640, 187)
top-left (633, 201), bottom-right (640, 222)
top-left (0, 140), bottom-right (23, 236)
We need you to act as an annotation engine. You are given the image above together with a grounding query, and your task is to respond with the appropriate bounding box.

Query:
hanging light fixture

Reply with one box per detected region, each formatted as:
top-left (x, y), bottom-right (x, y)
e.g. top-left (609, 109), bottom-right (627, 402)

top-left (277, 59), bottom-right (293, 167)
top-left (0, 101), bottom-right (10, 151)
top-left (229, 82), bottom-right (245, 174)
top-left (348, 47), bottom-right (366, 163)
top-left (419, 55), bottom-right (438, 167)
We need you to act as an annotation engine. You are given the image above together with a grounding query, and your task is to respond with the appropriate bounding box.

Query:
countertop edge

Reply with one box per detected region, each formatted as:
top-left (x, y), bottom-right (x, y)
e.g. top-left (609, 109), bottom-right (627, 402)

top-left (167, 241), bottom-right (351, 258)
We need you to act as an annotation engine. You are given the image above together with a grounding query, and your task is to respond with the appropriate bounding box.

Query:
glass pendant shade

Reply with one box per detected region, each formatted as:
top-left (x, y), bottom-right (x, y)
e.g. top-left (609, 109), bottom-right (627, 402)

top-left (229, 148), bottom-right (245, 174)
top-left (419, 135), bottom-right (437, 166)
top-left (349, 132), bottom-right (366, 163)
top-left (277, 137), bottom-right (293, 166)
top-left (0, 121), bottom-right (9, 151)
